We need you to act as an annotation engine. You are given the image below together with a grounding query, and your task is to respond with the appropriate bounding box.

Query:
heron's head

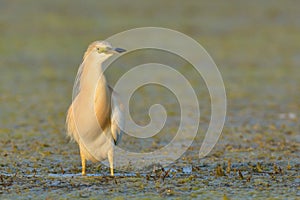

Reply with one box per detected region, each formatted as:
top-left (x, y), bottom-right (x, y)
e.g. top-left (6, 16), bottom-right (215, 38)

top-left (83, 41), bottom-right (126, 62)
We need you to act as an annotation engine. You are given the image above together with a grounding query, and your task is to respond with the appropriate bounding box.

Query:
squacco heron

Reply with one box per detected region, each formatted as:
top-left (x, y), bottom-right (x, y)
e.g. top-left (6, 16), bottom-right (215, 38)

top-left (66, 41), bottom-right (126, 176)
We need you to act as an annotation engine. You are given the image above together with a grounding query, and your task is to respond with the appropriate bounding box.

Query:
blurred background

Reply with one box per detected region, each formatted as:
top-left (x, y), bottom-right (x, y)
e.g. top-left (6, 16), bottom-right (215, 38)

top-left (0, 0), bottom-right (299, 198)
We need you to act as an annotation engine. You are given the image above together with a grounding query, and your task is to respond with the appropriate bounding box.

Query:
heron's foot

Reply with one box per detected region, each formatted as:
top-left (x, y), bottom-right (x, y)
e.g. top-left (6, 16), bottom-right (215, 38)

top-left (108, 150), bottom-right (114, 176)
top-left (110, 168), bottom-right (114, 176)
top-left (79, 147), bottom-right (86, 176)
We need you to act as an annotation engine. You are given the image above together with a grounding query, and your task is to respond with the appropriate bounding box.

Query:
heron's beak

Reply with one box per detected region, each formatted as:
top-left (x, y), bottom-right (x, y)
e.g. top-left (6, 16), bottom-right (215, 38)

top-left (113, 47), bottom-right (126, 54)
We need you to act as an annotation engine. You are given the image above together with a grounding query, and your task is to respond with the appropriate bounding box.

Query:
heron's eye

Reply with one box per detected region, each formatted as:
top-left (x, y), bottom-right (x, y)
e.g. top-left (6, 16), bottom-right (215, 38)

top-left (96, 47), bottom-right (106, 53)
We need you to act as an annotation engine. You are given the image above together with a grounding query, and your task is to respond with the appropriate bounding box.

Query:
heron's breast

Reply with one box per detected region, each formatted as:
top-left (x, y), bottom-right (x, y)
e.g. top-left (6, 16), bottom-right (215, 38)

top-left (94, 85), bottom-right (112, 130)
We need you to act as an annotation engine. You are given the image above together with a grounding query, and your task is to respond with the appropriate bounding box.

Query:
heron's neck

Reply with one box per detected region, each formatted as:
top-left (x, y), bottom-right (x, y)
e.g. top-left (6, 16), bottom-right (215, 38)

top-left (80, 57), bottom-right (107, 96)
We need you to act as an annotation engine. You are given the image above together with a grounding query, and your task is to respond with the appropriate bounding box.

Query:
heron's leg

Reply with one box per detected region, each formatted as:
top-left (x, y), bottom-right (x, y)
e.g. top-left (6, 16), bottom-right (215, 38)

top-left (108, 149), bottom-right (114, 176)
top-left (80, 147), bottom-right (86, 176)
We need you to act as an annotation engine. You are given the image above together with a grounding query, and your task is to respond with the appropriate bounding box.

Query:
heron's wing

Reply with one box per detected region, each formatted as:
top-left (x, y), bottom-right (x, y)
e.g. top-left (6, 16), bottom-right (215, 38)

top-left (109, 86), bottom-right (124, 145)
top-left (72, 62), bottom-right (85, 99)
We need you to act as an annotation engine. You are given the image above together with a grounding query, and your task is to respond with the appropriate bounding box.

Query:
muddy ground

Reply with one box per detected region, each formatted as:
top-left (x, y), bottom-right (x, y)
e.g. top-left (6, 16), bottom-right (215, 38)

top-left (0, 0), bottom-right (299, 199)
